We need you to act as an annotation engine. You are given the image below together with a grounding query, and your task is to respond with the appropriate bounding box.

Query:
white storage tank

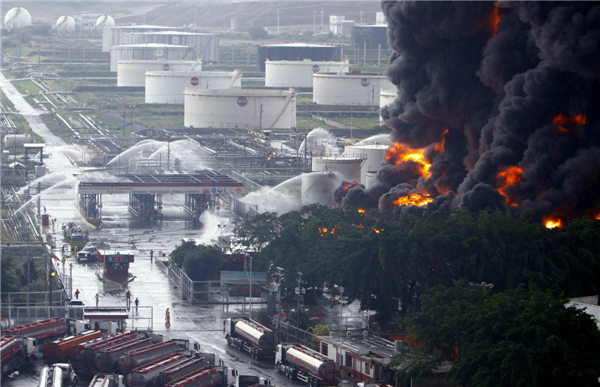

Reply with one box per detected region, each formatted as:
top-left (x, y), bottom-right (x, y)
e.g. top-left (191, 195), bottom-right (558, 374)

top-left (313, 72), bottom-right (395, 105)
top-left (3, 134), bottom-right (34, 147)
top-left (129, 31), bottom-right (219, 63)
top-left (4, 7), bottom-right (32, 30)
top-left (96, 15), bottom-right (115, 30)
top-left (343, 144), bottom-right (388, 184)
top-left (265, 59), bottom-right (349, 88)
top-left (102, 25), bottom-right (184, 52)
top-left (365, 171), bottom-right (379, 189)
top-left (117, 59), bottom-right (200, 87)
top-left (146, 70), bottom-right (241, 104)
top-left (55, 15), bottom-right (76, 35)
top-left (110, 44), bottom-right (196, 72)
top-left (379, 89), bottom-right (397, 122)
top-left (184, 88), bottom-right (297, 130)
top-left (301, 172), bottom-right (338, 207)
top-left (312, 157), bottom-right (363, 183)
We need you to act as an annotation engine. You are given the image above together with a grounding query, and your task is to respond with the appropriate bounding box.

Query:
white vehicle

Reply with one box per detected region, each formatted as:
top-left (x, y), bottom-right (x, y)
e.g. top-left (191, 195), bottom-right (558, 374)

top-left (77, 245), bottom-right (99, 262)
top-left (355, 382), bottom-right (392, 387)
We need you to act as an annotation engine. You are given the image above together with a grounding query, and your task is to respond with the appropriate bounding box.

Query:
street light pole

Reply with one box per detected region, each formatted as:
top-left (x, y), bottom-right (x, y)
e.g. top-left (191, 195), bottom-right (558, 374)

top-left (275, 267), bottom-right (284, 330)
top-left (249, 255), bottom-right (253, 319)
top-left (277, 10), bottom-right (281, 34)
top-left (360, 11), bottom-right (364, 25)
top-left (296, 272), bottom-right (303, 328)
top-left (339, 286), bottom-right (344, 345)
top-left (313, 11), bottom-right (317, 34)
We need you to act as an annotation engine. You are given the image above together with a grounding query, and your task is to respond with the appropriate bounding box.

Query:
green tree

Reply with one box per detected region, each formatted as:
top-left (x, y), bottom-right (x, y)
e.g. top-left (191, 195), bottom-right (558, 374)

top-left (249, 26), bottom-right (269, 40)
top-left (182, 244), bottom-right (224, 281)
top-left (397, 280), bottom-right (600, 387)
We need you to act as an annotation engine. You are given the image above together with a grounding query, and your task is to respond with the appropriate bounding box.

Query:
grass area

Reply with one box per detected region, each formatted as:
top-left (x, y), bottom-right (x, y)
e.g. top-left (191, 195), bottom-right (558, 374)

top-left (297, 97), bottom-right (314, 105)
top-left (40, 113), bottom-right (75, 144)
top-left (333, 114), bottom-right (381, 129)
top-left (0, 89), bottom-right (17, 112)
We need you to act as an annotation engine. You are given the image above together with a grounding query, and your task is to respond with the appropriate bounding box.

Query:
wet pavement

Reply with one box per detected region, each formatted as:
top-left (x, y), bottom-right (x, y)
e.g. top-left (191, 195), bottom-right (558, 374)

top-left (1, 77), bottom-right (363, 387)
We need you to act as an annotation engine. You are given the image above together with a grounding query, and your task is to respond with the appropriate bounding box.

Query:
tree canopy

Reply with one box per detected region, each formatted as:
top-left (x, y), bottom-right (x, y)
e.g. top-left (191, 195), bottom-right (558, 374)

top-left (170, 241), bottom-right (224, 281)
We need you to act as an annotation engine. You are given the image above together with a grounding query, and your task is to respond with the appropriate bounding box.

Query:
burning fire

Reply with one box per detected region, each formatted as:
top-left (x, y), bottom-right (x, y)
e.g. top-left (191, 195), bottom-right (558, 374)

top-left (358, 208), bottom-right (366, 214)
top-left (487, 2), bottom-right (502, 36)
top-left (385, 143), bottom-right (432, 178)
top-left (496, 166), bottom-right (523, 206)
top-left (318, 227), bottom-right (328, 236)
top-left (545, 219), bottom-right (563, 229)
top-left (342, 181), bottom-right (359, 190)
top-left (393, 193), bottom-right (434, 207)
top-left (373, 227), bottom-right (383, 233)
top-left (552, 114), bottom-right (587, 133)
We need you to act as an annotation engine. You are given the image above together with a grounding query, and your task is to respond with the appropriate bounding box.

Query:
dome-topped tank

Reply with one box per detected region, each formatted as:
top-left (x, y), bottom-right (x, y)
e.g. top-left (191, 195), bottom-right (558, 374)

top-left (96, 15), bottom-right (115, 28)
top-left (4, 7), bottom-right (32, 30)
top-left (56, 15), bottom-right (76, 34)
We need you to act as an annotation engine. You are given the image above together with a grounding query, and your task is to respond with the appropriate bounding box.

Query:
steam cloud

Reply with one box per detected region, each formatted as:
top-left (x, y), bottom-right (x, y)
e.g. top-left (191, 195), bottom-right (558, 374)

top-left (335, 1), bottom-right (600, 223)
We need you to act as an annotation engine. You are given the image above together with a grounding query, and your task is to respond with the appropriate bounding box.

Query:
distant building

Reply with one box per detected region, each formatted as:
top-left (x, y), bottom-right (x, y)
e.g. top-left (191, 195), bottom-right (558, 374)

top-left (329, 15), bottom-right (345, 35)
top-left (231, 18), bottom-right (253, 33)
top-left (257, 43), bottom-right (341, 72)
top-left (352, 25), bottom-right (389, 50)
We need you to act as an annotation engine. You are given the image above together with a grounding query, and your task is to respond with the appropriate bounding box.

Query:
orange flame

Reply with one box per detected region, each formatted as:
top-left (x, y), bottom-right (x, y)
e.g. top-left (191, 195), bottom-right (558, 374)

top-left (488, 2), bottom-right (502, 36)
top-left (358, 208), bottom-right (366, 214)
top-left (496, 166), bottom-right (523, 206)
top-left (393, 193), bottom-right (434, 207)
top-left (552, 114), bottom-right (587, 133)
top-left (355, 224), bottom-right (365, 229)
top-left (385, 143), bottom-right (432, 178)
top-left (545, 219), bottom-right (562, 229)
top-left (318, 227), bottom-right (328, 236)
top-left (373, 227), bottom-right (383, 233)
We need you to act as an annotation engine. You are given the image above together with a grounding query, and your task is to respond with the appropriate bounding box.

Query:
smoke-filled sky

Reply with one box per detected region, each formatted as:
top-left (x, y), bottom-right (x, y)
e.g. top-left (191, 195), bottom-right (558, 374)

top-left (336, 1), bottom-right (600, 225)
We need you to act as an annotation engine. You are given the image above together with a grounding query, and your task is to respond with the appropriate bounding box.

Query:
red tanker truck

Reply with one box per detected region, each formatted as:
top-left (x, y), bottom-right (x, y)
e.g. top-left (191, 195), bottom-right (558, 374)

top-left (153, 356), bottom-right (217, 387)
top-left (126, 353), bottom-right (188, 387)
top-left (118, 341), bottom-right (182, 374)
top-left (3, 318), bottom-right (68, 343)
top-left (223, 318), bottom-right (278, 359)
top-left (1, 336), bottom-right (38, 376)
top-left (95, 338), bottom-right (152, 372)
top-left (43, 330), bottom-right (103, 363)
top-left (76, 332), bottom-right (142, 373)
top-left (275, 344), bottom-right (339, 387)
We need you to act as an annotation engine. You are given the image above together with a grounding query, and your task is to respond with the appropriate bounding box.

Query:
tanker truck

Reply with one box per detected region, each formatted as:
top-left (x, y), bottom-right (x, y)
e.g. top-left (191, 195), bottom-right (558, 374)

top-left (43, 330), bottom-right (103, 363)
top-left (153, 355), bottom-right (218, 387)
top-left (77, 332), bottom-right (142, 373)
top-left (118, 341), bottom-right (184, 374)
top-left (126, 353), bottom-right (188, 387)
top-left (1, 336), bottom-right (38, 376)
top-left (38, 363), bottom-right (78, 387)
top-left (95, 338), bottom-right (152, 372)
top-left (223, 318), bottom-right (278, 359)
top-left (164, 366), bottom-right (238, 387)
top-left (275, 344), bottom-right (339, 387)
top-left (89, 374), bottom-right (126, 387)
top-left (3, 318), bottom-right (68, 343)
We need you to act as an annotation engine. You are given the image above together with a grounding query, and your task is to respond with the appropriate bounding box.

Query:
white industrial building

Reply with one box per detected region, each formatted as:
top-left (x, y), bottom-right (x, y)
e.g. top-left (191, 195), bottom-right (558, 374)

top-left (102, 25), bottom-right (184, 52)
top-left (145, 70), bottom-right (241, 104)
top-left (55, 15), bottom-right (76, 35)
top-left (4, 7), bottom-right (31, 30)
top-left (265, 59), bottom-right (349, 88)
top-left (109, 44), bottom-right (196, 72)
top-left (129, 31), bottom-right (219, 63)
top-left (343, 144), bottom-right (388, 185)
top-left (313, 72), bottom-right (395, 105)
top-left (379, 89), bottom-right (397, 122)
top-left (117, 59), bottom-right (201, 87)
top-left (184, 88), bottom-right (297, 130)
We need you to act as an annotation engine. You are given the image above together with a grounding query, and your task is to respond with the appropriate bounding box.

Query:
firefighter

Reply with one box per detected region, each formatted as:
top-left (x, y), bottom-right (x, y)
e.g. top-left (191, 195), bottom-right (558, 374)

top-left (165, 308), bottom-right (171, 328)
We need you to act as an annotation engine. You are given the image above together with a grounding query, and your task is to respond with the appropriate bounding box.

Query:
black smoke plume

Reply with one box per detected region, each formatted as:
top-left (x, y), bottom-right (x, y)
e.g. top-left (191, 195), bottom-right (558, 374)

top-left (335, 1), bottom-right (600, 223)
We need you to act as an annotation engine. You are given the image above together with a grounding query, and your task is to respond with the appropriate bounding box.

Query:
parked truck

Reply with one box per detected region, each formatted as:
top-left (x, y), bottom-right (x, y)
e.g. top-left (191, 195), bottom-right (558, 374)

top-left (3, 318), bottom-right (68, 343)
top-left (1, 336), bottom-right (38, 376)
top-left (95, 338), bottom-right (152, 372)
top-left (118, 341), bottom-right (183, 374)
top-left (223, 318), bottom-right (278, 359)
top-left (164, 366), bottom-right (239, 387)
top-left (275, 344), bottom-right (339, 387)
top-left (126, 353), bottom-right (188, 387)
top-left (154, 356), bottom-right (218, 387)
top-left (43, 330), bottom-right (103, 363)
top-left (38, 363), bottom-right (78, 387)
top-left (77, 332), bottom-right (141, 372)
top-left (77, 243), bottom-right (99, 263)
top-left (88, 374), bottom-right (126, 387)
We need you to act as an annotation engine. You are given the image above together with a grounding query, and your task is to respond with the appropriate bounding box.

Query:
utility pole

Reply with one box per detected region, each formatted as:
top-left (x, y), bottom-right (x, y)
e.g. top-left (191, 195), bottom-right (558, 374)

top-left (313, 11), bottom-right (317, 34)
top-left (194, 10), bottom-right (197, 30)
top-left (338, 286), bottom-right (344, 344)
top-left (249, 255), bottom-right (253, 319)
top-left (277, 10), bottom-right (281, 34)
top-left (360, 11), bottom-right (364, 25)
top-left (275, 267), bottom-right (285, 330)
top-left (296, 272), bottom-right (303, 328)
top-left (320, 9), bottom-right (324, 31)
top-left (259, 104), bottom-right (263, 130)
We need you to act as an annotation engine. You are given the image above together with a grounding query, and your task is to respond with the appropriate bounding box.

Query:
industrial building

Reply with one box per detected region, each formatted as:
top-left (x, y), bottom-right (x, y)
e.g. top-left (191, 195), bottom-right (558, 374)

top-left (4, 7), bottom-right (31, 30)
top-left (312, 72), bottom-right (395, 105)
top-left (55, 15), bottom-right (76, 35)
top-left (117, 59), bottom-right (201, 87)
top-left (109, 44), bottom-right (197, 71)
top-left (257, 43), bottom-right (341, 72)
top-left (265, 59), bottom-right (349, 88)
top-left (128, 31), bottom-right (219, 63)
top-left (102, 25), bottom-right (185, 52)
top-left (351, 25), bottom-right (389, 49)
top-left (379, 89), bottom-right (397, 122)
top-left (184, 88), bottom-right (297, 130)
top-left (145, 70), bottom-right (241, 104)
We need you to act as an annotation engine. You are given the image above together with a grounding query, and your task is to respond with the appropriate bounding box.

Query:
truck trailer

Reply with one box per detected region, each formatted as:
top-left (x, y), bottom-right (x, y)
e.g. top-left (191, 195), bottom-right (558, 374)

top-left (126, 353), bottom-right (188, 387)
top-left (76, 332), bottom-right (142, 372)
top-left (38, 363), bottom-right (78, 387)
top-left (164, 366), bottom-right (238, 387)
top-left (223, 318), bottom-right (278, 359)
top-left (43, 330), bottom-right (103, 363)
top-left (118, 341), bottom-right (182, 374)
top-left (154, 356), bottom-right (216, 387)
top-left (275, 344), bottom-right (339, 387)
top-left (95, 338), bottom-right (152, 372)
top-left (1, 336), bottom-right (38, 376)
top-left (3, 318), bottom-right (68, 343)
top-left (88, 374), bottom-right (126, 387)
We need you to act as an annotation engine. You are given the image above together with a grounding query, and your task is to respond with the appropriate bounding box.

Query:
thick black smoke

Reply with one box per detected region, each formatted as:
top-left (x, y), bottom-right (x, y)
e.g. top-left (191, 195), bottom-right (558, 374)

top-left (335, 1), bottom-right (600, 223)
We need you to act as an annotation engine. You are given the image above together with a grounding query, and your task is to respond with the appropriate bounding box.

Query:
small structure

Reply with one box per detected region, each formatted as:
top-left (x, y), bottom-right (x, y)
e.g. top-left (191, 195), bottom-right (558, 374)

top-left (23, 143), bottom-right (45, 165)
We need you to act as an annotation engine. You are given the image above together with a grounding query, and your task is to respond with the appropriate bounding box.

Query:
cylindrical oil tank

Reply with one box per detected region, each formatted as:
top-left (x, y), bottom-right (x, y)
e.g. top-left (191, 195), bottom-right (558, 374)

top-left (365, 171), bottom-right (379, 189)
top-left (301, 172), bottom-right (339, 207)
top-left (313, 72), bottom-right (395, 105)
top-left (184, 88), bottom-right (297, 130)
top-left (343, 144), bottom-right (388, 184)
top-left (117, 59), bottom-right (200, 87)
top-left (129, 31), bottom-right (219, 62)
top-left (285, 345), bottom-right (336, 375)
top-left (118, 341), bottom-right (180, 374)
top-left (379, 89), bottom-right (397, 122)
top-left (145, 70), bottom-right (241, 104)
top-left (265, 59), bottom-right (349, 88)
top-left (126, 354), bottom-right (187, 387)
top-left (55, 15), bottom-right (76, 34)
top-left (312, 157), bottom-right (363, 183)
top-left (234, 319), bottom-right (278, 352)
top-left (102, 25), bottom-right (185, 52)
top-left (4, 7), bottom-right (32, 30)
top-left (43, 330), bottom-right (103, 363)
top-left (110, 44), bottom-right (197, 72)
top-left (95, 338), bottom-right (151, 372)
top-left (3, 134), bottom-right (34, 147)
top-left (96, 15), bottom-right (115, 31)
top-left (257, 43), bottom-right (342, 72)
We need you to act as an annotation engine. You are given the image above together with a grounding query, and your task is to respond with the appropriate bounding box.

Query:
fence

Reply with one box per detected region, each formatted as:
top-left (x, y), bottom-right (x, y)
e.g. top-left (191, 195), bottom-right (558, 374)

top-left (155, 259), bottom-right (193, 303)
top-left (277, 320), bottom-right (320, 351)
